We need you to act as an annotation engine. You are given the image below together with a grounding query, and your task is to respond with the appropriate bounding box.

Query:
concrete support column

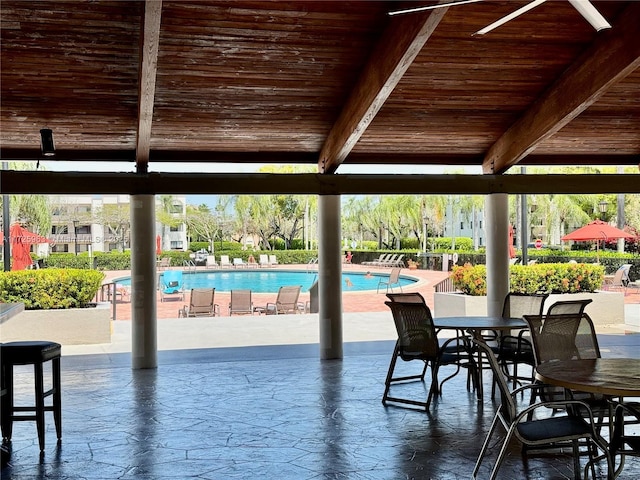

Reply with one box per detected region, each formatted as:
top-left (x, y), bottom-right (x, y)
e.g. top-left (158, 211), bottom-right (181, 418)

top-left (130, 195), bottom-right (157, 369)
top-left (485, 194), bottom-right (510, 317)
top-left (318, 195), bottom-right (343, 360)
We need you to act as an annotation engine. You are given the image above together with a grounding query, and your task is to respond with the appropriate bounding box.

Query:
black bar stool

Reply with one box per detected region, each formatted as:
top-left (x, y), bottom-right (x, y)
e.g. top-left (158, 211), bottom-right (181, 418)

top-left (1, 341), bottom-right (62, 451)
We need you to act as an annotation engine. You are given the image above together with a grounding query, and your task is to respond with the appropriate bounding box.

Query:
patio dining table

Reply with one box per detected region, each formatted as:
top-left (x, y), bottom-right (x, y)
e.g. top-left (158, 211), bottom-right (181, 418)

top-left (536, 358), bottom-right (640, 479)
top-left (433, 315), bottom-right (528, 400)
top-left (535, 358), bottom-right (640, 399)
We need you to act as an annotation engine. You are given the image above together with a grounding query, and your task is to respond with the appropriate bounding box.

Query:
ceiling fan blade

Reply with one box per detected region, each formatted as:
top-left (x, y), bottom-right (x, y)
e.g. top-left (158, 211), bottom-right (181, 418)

top-left (474, 0), bottom-right (546, 35)
top-left (389, 0), bottom-right (482, 16)
top-left (568, 0), bottom-right (611, 31)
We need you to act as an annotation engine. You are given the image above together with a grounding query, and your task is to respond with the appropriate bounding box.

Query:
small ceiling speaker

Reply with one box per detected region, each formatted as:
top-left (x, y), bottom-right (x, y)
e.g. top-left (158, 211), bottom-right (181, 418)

top-left (40, 128), bottom-right (55, 156)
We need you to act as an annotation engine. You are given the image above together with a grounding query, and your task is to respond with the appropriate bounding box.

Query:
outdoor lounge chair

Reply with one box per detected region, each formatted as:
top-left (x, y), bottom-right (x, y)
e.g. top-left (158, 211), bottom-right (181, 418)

top-left (254, 285), bottom-right (301, 315)
top-left (379, 254), bottom-right (399, 267)
top-left (160, 270), bottom-right (185, 302)
top-left (180, 288), bottom-right (219, 317)
top-left (372, 253), bottom-right (392, 266)
top-left (206, 255), bottom-right (218, 268)
top-left (157, 257), bottom-right (171, 270)
top-left (377, 267), bottom-right (402, 293)
top-left (362, 253), bottom-right (385, 266)
top-left (471, 339), bottom-right (611, 480)
top-left (233, 257), bottom-right (247, 268)
top-left (602, 264), bottom-right (631, 293)
top-left (391, 254), bottom-right (405, 268)
top-left (229, 289), bottom-right (254, 315)
top-left (259, 254), bottom-right (270, 267)
top-left (219, 255), bottom-right (233, 268)
top-left (268, 254), bottom-right (279, 266)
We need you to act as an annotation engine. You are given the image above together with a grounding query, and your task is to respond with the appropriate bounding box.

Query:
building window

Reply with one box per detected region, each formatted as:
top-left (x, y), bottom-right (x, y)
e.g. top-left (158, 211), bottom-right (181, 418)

top-left (170, 241), bottom-right (183, 250)
top-left (169, 203), bottom-right (183, 214)
top-left (460, 222), bottom-right (464, 229)
top-left (170, 225), bottom-right (181, 232)
top-left (479, 221), bottom-right (483, 229)
top-left (51, 225), bottom-right (68, 234)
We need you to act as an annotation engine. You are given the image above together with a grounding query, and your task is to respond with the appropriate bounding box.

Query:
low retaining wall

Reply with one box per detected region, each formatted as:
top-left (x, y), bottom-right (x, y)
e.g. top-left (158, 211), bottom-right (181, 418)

top-left (433, 291), bottom-right (625, 326)
top-left (0, 302), bottom-right (111, 345)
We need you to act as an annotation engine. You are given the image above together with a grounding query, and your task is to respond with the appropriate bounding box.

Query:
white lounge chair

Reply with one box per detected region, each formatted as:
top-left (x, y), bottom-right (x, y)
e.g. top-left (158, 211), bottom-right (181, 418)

top-left (259, 254), bottom-right (270, 267)
top-left (206, 255), bottom-right (218, 268)
top-left (268, 254), bottom-right (278, 266)
top-left (219, 255), bottom-right (233, 268)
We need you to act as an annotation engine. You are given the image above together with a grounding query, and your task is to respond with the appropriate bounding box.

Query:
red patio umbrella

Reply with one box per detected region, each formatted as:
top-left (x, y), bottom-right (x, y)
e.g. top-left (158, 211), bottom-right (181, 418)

top-left (156, 234), bottom-right (162, 256)
top-left (9, 223), bottom-right (53, 271)
top-left (508, 224), bottom-right (516, 259)
top-left (561, 220), bottom-right (635, 242)
top-left (561, 220), bottom-right (636, 262)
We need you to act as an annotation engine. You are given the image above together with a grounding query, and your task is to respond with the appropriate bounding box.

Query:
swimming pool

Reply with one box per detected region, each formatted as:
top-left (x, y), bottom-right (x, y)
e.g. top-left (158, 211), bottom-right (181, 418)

top-left (117, 269), bottom-right (417, 293)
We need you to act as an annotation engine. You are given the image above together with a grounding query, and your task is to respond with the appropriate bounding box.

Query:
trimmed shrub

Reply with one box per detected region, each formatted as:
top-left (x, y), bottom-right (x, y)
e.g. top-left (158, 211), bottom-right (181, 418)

top-left (0, 268), bottom-right (105, 310)
top-left (452, 262), bottom-right (605, 296)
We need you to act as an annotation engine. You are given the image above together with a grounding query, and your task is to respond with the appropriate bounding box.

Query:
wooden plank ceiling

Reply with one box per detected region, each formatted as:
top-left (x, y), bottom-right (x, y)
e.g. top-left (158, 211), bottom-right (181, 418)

top-left (1, 0), bottom-right (639, 178)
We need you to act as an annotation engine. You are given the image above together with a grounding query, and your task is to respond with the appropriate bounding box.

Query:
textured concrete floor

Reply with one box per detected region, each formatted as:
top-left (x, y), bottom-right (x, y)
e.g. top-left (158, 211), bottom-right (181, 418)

top-left (2, 334), bottom-right (640, 480)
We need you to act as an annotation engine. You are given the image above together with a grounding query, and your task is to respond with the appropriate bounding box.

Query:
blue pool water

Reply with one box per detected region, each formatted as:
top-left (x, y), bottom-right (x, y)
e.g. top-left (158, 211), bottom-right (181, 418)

top-left (117, 269), bottom-right (417, 293)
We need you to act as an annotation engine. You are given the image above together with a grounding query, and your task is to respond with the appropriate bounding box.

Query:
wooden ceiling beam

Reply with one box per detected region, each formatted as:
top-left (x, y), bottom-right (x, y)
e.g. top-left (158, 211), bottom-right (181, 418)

top-left (3, 171), bottom-right (638, 195)
top-left (482, 2), bottom-right (640, 175)
top-left (2, 149), bottom-right (637, 168)
top-left (318, 7), bottom-right (447, 174)
top-left (135, 0), bottom-right (163, 172)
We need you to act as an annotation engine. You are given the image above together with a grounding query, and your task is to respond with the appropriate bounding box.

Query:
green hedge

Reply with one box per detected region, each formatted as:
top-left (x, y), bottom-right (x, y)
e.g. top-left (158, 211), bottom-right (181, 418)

top-left (0, 268), bottom-right (105, 310)
top-left (451, 263), bottom-right (605, 296)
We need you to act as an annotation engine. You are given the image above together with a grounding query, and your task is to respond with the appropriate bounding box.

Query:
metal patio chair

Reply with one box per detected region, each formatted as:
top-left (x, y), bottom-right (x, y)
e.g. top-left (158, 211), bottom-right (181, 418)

top-left (229, 289), bottom-right (254, 315)
top-left (180, 288), bottom-right (219, 317)
top-left (472, 339), bottom-right (611, 480)
top-left (382, 296), bottom-right (478, 410)
top-left (254, 285), bottom-right (301, 315)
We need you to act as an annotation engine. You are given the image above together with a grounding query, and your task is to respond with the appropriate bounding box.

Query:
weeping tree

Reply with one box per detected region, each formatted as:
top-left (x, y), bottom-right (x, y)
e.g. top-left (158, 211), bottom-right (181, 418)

top-left (94, 203), bottom-right (130, 252)
top-left (185, 204), bottom-right (219, 252)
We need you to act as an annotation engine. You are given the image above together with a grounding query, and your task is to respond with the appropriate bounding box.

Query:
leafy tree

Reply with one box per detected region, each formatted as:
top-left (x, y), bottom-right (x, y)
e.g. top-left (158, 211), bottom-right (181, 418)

top-left (185, 204), bottom-right (218, 252)
top-left (156, 195), bottom-right (183, 250)
top-left (0, 163), bottom-right (51, 236)
top-left (94, 203), bottom-right (130, 252)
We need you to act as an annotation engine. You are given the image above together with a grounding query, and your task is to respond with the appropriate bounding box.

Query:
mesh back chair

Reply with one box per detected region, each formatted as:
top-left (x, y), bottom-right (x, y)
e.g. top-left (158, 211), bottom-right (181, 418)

top-left (495, 293), bottom-right (548, 388)
top-left (525, 313), bottom-right (600, 365)
top-left (254, 286), bottom-right (301, 315)
top-left (547, 299), bottom-right (593, 316)
top-left (386, 292), bottom-right (425, 303)
top-left (525, 313), bottom-right (607, 429)
top-left (472, 339), bottom-right (611, 480)
top-left (229, 289), bottom-right (254, 315)
top-left (383, 295), bottom-right (477, 410)
top-left (388, 292), bottom-right (476, 388)
top-left (180, 288), bottom-right (219, 317)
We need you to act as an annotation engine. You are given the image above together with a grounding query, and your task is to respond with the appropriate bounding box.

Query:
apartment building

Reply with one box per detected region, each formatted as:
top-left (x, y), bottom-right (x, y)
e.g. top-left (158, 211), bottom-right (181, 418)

top-left (47, 195), bottom-right (187, 255)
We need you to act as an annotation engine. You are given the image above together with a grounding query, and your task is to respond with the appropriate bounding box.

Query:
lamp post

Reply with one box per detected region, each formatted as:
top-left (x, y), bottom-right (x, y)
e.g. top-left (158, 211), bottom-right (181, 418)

top-left (598, 200), bottom-right (608, 221)
top-left (422, 213), bottom-right (428, 253)
top-left (72, 220), bottom-right (79, 256)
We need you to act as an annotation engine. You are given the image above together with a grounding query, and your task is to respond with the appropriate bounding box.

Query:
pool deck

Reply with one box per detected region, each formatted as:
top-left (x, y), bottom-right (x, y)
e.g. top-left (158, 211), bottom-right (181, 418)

top-left (103, 263), bottom-right (445, 321)
top-left (66, 263), bottom-right (640, 358)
